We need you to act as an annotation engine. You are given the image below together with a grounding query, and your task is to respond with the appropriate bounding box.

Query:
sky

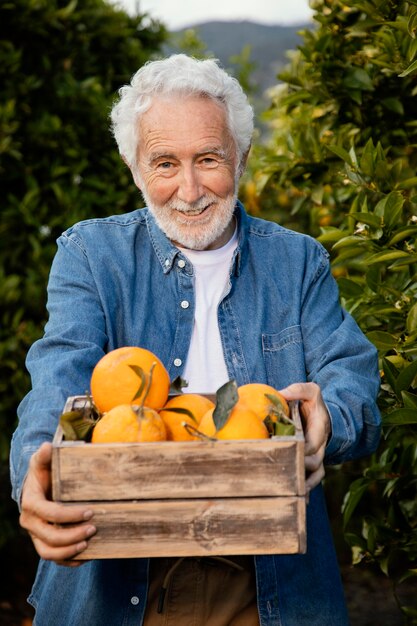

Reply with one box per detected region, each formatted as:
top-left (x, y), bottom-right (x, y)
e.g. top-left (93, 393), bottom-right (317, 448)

top-left (109, 0), bottom-right (314, 30)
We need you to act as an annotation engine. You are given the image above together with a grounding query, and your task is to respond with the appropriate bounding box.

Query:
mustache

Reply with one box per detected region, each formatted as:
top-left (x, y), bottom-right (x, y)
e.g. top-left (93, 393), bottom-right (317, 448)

top-left (164, 196), bottom-right (216, 213)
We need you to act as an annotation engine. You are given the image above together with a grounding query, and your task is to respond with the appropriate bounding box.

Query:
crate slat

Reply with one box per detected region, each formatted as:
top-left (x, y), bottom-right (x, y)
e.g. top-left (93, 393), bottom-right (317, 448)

top-left (52, 436), bottom-right (304, 501)
top-left (61, 496), bottom-right (306, 559)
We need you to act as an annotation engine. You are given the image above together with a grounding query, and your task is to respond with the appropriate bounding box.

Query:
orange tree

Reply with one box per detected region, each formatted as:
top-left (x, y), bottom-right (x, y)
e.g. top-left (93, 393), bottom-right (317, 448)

top-left (241, 0), bottom-right (417, 619)
top-left (0, 0), bottom-right (166, 547)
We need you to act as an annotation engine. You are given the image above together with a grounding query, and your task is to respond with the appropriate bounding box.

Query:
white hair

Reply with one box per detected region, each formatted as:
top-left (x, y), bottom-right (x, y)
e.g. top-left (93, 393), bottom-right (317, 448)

top-left (110, 54), bottom-right (254, 169)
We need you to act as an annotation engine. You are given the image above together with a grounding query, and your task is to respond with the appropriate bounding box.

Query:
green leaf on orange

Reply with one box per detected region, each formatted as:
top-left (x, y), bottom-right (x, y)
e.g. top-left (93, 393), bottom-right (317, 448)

top-left (265, 393), bottom-right (289, 418)
top-left (161, 406), bottom-right (198, 424)
top-left (274, 421), bottom-right (296, 436)
top-left (59, 409), bottom-right (99, 442)
top-left (128, 364), bottom-right (147, 401)
top-left (213, 380), bottom-right (239, 432)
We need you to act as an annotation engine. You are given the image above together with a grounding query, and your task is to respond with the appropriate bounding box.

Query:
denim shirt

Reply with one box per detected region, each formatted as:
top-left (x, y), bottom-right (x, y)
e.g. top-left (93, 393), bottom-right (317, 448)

top-left (10, 202), bottom-right (381, 625)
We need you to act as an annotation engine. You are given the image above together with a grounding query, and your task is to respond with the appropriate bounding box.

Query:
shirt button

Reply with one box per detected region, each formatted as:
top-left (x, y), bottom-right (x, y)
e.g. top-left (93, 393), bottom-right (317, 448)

top-left (174, 358), bottom-right (182, 367)
top-left (130, 596), bottom-right (140, 605)
top-left (180, 300), bottom-right (190, 309)
top-left (164, 259), bottom-right (170, 267)
top-left (178, 259), bottom-right (186, 268)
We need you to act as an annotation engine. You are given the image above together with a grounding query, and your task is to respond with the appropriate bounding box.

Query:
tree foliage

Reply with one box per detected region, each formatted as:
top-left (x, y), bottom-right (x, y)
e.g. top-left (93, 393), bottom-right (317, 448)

top-left (0, 0), bottom-right (166, 544)
top-left (242, 0), bottom-right (417, 620)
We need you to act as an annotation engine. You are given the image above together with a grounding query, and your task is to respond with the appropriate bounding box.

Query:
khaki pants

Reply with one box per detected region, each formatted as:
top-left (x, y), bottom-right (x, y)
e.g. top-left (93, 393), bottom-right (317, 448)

top-left (143, 555), bottom-right (260, 626)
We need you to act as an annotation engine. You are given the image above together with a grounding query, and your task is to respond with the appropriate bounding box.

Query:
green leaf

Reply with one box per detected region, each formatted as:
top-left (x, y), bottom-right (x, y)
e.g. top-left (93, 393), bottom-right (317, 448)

top-left (367, 331), bottom-right (398, 350)
top-left (317, 228), bottom-right (345, 245)
top-left (332, 235), bottom-right (367, 250)
top-left (388, 253), bottom-right (417, 268)
top-left (359, 137), bottom-right (375, 176)
top-left (59, 408), bottom-right (99, 442)
top-left (343, 67), bottom-right (374, 91)
top-left (274, 422), bottom-right (295, 436)
top-left (366, 250), bottom-right (410, 265)
top-left (366, 266), bottom-right (381, 292)
top-left (381, 98), bottom-right (404, 115)
top-left (407, 302), bottom-right (417, 333)
top-left (401, 390), bottom-right (417, 409)
top-left (396, 176), bottom-right (417, 189)
top-left (342, 478), bottom-right (368, 527)
top-left (349, 212), bottom-right (382, 228)
top-left (396, 358), bottom-right (417, 392)
top-left (212, 380), bottom-right (239, 432)
top-left (326, 144), bottom-right (352, 164)
top-left (408, 9), bottom-right (417, 38)
top-left (374, 195), bottom-right (387, 217)
top-left (386, 226), bottom-right (417, 246)
top-left (336, 277), bottom-right (364, 297)
top-left (265, 393), bottom-right (289, 419)
top-left (161, 406), bottom-right (198, 424)
top-left (383, 408), bottom-right (417, 425)
top-left (128, 364), bottom-right (147, 401)
top-left (398, 58), bottom-right (417, 77)
top-left (56, 0), bottom-right (78, 19)
top-left (384, 191), bottom-right (404, 229)
top-left (382, 357), bottom-right (400, 395)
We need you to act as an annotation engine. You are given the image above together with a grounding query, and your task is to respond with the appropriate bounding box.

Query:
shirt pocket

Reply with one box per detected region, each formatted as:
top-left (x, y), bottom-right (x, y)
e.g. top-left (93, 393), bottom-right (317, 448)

top-left (262, 325), bottom-right (306, 388)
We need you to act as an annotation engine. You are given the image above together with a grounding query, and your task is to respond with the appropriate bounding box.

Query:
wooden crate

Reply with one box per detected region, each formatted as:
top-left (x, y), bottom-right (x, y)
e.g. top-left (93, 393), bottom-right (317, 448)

top-left (52, 395), bottom-right (306, 559)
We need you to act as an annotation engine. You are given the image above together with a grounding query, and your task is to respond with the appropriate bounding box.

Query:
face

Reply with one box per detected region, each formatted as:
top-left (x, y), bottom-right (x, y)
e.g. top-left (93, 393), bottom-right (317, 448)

top-left (133, 94), bottom-right (240, 250)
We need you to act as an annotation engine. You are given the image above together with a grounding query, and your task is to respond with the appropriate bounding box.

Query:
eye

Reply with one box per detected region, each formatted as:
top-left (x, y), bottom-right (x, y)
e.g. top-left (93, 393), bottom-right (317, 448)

top-left (155, 161), bottom-right (177, 177)
top-left (200, 156), bottom-right (219, 168)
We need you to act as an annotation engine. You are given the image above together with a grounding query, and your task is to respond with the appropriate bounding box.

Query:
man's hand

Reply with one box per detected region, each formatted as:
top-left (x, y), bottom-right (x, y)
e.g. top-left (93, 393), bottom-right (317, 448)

top-left (19, 442), bottom-right (96, 567)
top-left (279, 382), bottom-right (331, 493)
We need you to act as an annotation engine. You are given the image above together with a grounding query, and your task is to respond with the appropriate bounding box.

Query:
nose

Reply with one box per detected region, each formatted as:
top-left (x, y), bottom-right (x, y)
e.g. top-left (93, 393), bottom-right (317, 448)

top-left (176, 164), bottom-right (203, 204)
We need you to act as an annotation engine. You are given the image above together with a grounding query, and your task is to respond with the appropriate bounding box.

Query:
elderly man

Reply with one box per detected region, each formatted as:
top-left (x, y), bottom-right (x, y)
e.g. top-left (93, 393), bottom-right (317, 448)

top-left (11, 54), bottom-right (381, 625)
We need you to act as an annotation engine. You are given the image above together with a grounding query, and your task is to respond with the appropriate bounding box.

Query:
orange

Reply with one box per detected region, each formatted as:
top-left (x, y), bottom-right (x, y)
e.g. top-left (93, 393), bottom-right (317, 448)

top-left (90, 346), bottom-right (170, 413)
top-left (237, 383), bottom-right (289, 422)
top-left (137, 406), bottom-right (167, 442)
top-left (91, 404), bottom-right (140, 443)
top-left (198, 400), bottom-right (269, 440)
top-left (91, 404), bottom-right (167, 443)
top-left (159, 394), bottom-right (215, 441)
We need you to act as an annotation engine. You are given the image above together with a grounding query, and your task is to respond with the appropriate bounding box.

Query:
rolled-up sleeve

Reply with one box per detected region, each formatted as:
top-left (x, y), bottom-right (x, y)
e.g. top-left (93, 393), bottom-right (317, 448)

top-left (300, 246), bottom-right (381, 464)
top-left (10, 232), bottom-right (108, 505)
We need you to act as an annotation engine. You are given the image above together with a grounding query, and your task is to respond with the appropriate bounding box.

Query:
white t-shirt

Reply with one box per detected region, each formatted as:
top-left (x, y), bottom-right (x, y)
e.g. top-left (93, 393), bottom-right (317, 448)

top-left (180, 228), bottom-right (238, 394)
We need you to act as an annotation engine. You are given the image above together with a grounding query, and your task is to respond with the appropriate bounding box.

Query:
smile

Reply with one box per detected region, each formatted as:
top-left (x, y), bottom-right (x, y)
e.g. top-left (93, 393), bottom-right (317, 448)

top-left (175, 203), bottom-right (213, 218)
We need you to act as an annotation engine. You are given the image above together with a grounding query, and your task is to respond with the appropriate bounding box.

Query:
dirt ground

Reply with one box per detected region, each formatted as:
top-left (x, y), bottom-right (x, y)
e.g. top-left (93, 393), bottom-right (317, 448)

top-left (0, 533), bottom-right (414, 626)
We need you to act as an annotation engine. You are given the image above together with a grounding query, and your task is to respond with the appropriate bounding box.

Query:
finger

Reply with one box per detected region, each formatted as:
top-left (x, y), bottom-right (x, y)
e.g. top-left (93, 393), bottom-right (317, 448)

top-left (22, 496), bottom-right (94, 526)
top-left (304, 449), bottom-right (325, 473)
top-left (26, 519), bottom-right (96, 561)
top-left (28, 518), bottom-right (96, 547)
top-left (279, 382), bottom-right (317, 402)
top-left (30, 533), bottom-right (92, 562)
top-left (54, 559), bottom-right (89, 568)
top-left (305, 464), bottom-right (325, 492)
top-left (304, 426), bottom-right (327, 456)
top-left (32, 441), bottom-right (53, 468)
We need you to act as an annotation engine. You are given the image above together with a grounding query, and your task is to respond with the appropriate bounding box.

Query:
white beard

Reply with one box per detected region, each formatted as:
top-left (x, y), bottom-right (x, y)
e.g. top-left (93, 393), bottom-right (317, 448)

top-left (142, 190), bottom-right (237, 250)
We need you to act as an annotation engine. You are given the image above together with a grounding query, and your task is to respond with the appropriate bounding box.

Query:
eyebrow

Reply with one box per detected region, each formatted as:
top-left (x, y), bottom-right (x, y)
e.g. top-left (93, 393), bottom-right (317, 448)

top-left (148, 152), bottom-right (176, 166)
top-left (148, 147), bottom-right (228, 166)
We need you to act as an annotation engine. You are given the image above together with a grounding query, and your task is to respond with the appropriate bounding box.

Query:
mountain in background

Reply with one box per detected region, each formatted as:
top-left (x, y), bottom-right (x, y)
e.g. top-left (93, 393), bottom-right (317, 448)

top-left (165, 20), bottom-right (311, 98)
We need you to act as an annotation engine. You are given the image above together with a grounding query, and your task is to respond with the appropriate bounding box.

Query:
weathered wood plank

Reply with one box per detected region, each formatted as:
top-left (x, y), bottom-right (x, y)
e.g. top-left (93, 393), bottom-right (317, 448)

top-left (52, 438), bottom-right (304, 500)
top-left (61, 496), bottom-right (306, 559)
